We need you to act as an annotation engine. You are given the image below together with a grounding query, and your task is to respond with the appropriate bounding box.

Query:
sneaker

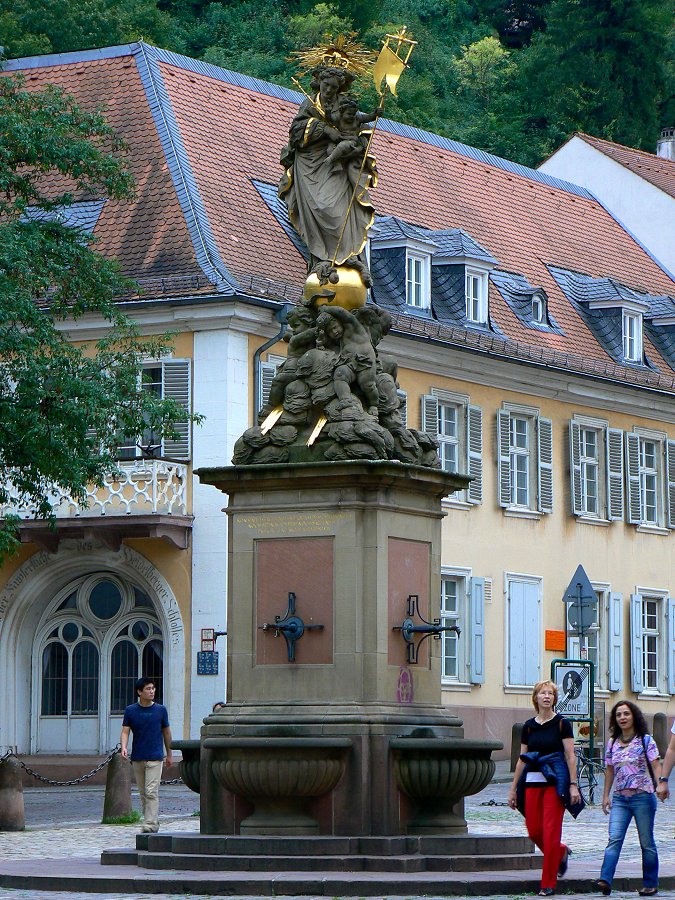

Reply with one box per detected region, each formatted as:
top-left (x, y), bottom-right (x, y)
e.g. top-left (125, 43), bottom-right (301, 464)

top-left (592, 880), bottom-right (611, 896)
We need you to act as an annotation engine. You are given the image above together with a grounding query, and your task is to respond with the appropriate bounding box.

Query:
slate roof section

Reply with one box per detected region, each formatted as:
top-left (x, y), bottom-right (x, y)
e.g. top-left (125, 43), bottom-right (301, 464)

top-left (575, 133), bottom-right (675, 200)
top-left (431, 230), bottom-right (497, 264)
top-left (490, 271), bottom-right (563, 334)
top-left (548, 267), bottom-right (655, 368)
top-left (23, 200), bottom-right (106, 233)
top-left (645, 295), bottom-right (675, 321)
top-left (370, 217), bottom-right (439, 247)
top-left (5, 42), bottom-right (675, 389)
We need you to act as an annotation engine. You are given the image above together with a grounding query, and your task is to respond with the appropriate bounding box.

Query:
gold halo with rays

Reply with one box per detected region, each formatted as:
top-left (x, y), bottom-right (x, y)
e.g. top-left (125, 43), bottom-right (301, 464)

top-left (290, 33), bottom-right (376, 79)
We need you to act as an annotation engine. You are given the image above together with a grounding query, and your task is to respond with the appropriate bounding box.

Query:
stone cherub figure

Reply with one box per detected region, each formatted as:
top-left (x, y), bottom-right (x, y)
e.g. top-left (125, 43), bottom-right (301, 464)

top-left (316, 305), bottom-right (380, 419)
top-left (260, 305), bottom-right (317, 419)
top-left (325, 94), bottom-right (381, 168)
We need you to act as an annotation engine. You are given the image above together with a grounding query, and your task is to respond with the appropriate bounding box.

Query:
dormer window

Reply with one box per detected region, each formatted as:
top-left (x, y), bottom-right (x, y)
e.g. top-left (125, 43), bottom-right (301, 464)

top-left (465, 269), bottom-right (488, 323)
top-left (622, 310), bottom-right (643, 361)
top-left (406, 251), bottom-right (430, 309)
top-left (532, 292), bottom-right (546, 324)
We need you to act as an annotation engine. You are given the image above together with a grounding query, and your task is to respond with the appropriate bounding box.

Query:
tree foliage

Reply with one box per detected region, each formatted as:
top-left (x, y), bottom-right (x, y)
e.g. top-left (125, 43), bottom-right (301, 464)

top-left (0, 76), bottom-right (198, 558)
top-left (2, 0), bottom-right (673, 169)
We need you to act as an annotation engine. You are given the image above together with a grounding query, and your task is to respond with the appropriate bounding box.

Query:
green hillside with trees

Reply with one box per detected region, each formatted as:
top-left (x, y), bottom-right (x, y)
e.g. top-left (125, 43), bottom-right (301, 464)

top-left (2, 0), bottom-right (674, 165)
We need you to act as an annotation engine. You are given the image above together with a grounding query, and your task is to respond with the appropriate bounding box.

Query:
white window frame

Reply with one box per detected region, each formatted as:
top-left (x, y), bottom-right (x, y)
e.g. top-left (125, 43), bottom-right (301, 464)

top-left (622, 310), bottom-right (643, 362)
top-left (638, 589), bottom-right (667, 694)
top-left (406, 251), bottom-right (431, 309)
top-left (422, 389), bottom-right (482, 507)
top-left (628, 428), bottom-right (667, 530)
top-left (504, 572), bottom-right (542, 690)
top-left (465, 268), bottom-right (488, 323)
top-left (498, 404), bottom-right (553, 517)
top-left (532, 292), bottom-right (546, 324)
top-left (579, 425), bottom-right (602, 516)
top-left (440, 567), bottom-right (470, 685)
top-left (639, 437), bottom-right (660, 525)
top-left (117, 357), bottom-right (191, 461)
top-left (437, 399), bottom-right (462, 476)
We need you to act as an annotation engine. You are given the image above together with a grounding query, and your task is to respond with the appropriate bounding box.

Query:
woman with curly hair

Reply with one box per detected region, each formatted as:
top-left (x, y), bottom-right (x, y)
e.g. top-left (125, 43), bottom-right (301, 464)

top-left (594, 700), bottom-right (663, 896)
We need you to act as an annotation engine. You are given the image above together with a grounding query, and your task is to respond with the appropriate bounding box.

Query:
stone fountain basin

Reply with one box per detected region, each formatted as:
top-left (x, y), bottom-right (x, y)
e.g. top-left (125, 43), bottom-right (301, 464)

top-left (204, 737), bottom-right (352, 796)
top-left (171, 739), bottom-right (200, 794)
top-left (391, 736), bottom-right (502, 799)
top-left (203, 736), bottom-right (352, 835)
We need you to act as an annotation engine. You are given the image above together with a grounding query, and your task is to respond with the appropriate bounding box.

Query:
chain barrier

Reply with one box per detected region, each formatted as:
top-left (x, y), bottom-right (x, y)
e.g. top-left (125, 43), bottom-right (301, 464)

top-left (480, 798), bottom-right (510, 807)
top-left (0, 746), bottom-right (184, 787)
top-left (0, 745), bottom-right (122, 786)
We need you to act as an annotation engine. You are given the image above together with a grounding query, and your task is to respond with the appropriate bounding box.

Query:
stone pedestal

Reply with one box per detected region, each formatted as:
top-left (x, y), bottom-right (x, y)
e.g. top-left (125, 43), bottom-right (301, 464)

top-left (196, 461), bottom-right (500, 836)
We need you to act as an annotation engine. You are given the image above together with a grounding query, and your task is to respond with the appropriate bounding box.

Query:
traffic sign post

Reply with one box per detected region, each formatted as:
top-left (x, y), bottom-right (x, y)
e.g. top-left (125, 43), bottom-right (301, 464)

top-left (551, 658), bottom-right (595, 759)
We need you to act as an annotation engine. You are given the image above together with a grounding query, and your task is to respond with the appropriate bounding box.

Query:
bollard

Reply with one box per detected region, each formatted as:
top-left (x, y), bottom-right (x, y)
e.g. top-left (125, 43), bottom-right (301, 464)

top-left (653, 712), bottom-right (668, 758)
top-left (0, 758), bottom-right (25, 831)
top-left (510, 722), bottom-right (524, 772)
top-left (102, 751), bottom-right (133, 823)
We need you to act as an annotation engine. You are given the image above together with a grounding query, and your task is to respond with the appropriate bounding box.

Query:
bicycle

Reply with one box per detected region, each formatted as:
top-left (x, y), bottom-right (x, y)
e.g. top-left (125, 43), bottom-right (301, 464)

top-left (575, 745), bottom-right (605, 804)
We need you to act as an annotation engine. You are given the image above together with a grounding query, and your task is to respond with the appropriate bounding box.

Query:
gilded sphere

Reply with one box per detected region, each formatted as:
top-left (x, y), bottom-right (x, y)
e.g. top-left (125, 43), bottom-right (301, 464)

top-left (303, 267), bottom-right (367, 311)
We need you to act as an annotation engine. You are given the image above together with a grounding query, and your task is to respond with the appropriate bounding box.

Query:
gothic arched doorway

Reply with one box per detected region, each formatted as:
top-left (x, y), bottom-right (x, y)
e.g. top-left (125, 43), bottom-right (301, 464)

top-left (33, 573), bottom-right (164, 753)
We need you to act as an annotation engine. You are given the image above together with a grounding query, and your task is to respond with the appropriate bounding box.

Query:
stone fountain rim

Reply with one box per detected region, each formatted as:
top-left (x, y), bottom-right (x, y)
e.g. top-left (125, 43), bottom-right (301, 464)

top-left (204, 736), bottom-right (352, 750)
top-left (171, 739), bottom-right (200, 751)
top-left (390, 738), bottom-right (503, 752)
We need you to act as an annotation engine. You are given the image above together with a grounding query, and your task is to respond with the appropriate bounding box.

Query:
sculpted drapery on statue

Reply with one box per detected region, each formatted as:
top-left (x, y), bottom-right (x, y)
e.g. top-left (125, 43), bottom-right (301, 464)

top-left (278, 65), bottom-right (379, 288)
top-left (232, 31), bottom-right (439, 467)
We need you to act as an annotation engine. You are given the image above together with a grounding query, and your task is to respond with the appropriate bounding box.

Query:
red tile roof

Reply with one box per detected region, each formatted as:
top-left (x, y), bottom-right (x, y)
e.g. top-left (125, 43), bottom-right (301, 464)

top-left (575, 132), bottom-right (675, 200)
top-left (6, 44), bottom-right (675, 389)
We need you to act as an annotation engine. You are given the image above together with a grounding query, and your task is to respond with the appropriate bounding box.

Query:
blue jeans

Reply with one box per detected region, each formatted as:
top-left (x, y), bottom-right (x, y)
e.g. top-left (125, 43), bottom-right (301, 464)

top-left (600, 791), bottom-right (658, 888)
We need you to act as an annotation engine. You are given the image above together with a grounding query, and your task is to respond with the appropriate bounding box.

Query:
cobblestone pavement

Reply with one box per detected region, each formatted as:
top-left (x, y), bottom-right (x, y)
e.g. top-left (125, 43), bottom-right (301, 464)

top-left (0, 780), bottom-right (674, 899)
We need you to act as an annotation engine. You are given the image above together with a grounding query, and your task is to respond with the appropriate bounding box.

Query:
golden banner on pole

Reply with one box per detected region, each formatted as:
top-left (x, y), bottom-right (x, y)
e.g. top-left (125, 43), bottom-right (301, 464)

top-left (373, 43), bottom-right (406, 97)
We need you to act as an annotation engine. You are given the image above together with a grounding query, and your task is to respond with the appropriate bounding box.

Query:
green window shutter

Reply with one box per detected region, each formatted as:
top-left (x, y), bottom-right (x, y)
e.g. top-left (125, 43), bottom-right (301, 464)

top-left (625, 433), bottom-right (642, 524)
top-left (606, 428), bottom-right (625, 521)
top-left (665, 439), bottom-right (675, 529)
top-left (537, 417), bottom-right (553, 514)
top-left (497, 410), bottom-right (511, 508)
top-left (259, 360), bottom-right (278, 412)
top-left (469, 576), bottom-right (485, 684)
top-left (466, 405), bottom-right (483, 505)
top-left (569, 421), bottom-right (582, 516)
top-left (421, 394), bottom-right (439, 437)
top-left (629, 593), bottom-right (644, 693)
top-left (162, 359), bottom-right (191, 459)
top-left (607, 592), bottom-right (623, 692)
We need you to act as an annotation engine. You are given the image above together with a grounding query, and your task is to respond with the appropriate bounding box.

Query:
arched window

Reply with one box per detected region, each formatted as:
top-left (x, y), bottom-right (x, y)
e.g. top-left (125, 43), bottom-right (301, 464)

top-left (41, 643), bottom-right (68, 716)
top-left (72, 641), bottom-right (99, 714)
top-left (110, 623), bottom-right (164, 713)
top-left (35, 574), bottom-right (165, 753)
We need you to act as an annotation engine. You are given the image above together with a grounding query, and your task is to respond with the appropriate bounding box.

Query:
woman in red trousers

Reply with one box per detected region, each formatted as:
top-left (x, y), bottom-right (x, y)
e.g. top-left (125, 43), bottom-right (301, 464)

top-left (508, 679), bottom-right (581, 896)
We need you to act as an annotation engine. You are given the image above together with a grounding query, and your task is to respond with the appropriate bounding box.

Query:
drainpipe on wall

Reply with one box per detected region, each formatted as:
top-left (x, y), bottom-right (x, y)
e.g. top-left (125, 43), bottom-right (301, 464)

top-left (253, 302), bottom-right (293, 418)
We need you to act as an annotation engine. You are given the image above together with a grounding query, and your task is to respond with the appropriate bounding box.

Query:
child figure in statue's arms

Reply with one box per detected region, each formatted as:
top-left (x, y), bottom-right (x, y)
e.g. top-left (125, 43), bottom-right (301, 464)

top-left (325, 95), bottom-right (382, 167)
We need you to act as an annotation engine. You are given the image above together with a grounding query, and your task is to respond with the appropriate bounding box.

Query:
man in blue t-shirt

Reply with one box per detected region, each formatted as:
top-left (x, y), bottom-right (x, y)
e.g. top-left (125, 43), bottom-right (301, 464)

top-left (121, 677), bottom-right (172, 833)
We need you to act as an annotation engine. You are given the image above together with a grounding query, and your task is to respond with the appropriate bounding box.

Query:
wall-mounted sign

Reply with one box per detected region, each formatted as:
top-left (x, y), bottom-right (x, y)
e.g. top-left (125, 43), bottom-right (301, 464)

top-left (197, 650), bottom-right (219, 675)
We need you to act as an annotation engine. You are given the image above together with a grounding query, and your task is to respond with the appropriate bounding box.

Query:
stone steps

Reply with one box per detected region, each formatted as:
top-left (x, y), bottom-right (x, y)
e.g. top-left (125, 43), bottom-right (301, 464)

top-left (131, 850), bottom-right (539, 873)
top-left (133, 831), bottom-right (533, 856)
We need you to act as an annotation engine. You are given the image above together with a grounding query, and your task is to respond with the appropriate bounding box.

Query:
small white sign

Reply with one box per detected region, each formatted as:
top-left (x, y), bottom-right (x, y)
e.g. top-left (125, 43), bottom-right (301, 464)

top-left (554, 662), bottom-right (591, 717)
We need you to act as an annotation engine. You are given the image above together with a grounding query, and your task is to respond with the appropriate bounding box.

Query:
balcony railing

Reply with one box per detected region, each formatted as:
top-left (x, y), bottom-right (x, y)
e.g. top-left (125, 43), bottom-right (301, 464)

top-left (3, 459), bottom-right (188, 519)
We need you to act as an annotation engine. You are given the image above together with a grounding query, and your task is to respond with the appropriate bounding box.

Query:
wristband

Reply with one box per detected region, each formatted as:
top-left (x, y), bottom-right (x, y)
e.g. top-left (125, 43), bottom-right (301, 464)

top-left (658, 776), bottom-right (669, 783)
top-left (569, 781), bottom-right (578, 786)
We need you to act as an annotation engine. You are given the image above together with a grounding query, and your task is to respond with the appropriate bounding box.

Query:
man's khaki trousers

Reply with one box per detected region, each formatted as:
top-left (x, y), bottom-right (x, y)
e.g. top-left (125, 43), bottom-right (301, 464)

top-left (132, 759), bottom-right (163, 832)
